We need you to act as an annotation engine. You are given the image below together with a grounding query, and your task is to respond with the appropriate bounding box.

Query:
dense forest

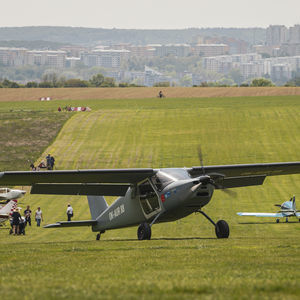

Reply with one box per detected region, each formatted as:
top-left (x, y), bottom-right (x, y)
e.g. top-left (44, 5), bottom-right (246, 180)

top-left (0, 26), bottom-right (266, 46)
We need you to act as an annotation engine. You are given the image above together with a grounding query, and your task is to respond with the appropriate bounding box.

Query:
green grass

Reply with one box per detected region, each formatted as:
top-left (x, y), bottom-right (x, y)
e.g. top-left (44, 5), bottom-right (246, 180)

top-left (0, 96), bottom-right (300, 299)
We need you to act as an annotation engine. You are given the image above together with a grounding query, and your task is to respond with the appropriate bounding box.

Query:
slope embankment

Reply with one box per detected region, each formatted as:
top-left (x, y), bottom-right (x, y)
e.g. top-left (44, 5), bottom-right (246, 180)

top-left (1, 86), bottom-right (300, 101)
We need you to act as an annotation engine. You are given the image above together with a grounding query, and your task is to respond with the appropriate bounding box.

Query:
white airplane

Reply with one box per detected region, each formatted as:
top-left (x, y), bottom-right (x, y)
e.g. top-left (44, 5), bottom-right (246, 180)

top-left (0, 199), bottom-right (19, 224)
top-left (237, 196), bottom-right (300, 223)
top-left (0, 187), bottom-right (26, 203)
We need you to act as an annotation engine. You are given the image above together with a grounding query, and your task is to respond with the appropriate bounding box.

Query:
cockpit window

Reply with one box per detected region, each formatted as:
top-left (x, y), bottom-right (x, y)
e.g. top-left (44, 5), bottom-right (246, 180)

top-left (151, 172), bottom-right (174, 191)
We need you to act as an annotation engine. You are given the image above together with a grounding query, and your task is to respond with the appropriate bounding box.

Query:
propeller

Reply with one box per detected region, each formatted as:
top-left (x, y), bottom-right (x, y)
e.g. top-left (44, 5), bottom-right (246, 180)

top-left (193, 146), bottom-right (237, 197)
top-left (274, 204), bottom-right (282, 208)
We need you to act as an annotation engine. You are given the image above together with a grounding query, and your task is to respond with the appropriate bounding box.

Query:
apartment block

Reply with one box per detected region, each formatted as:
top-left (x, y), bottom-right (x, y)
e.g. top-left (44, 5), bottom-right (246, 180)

top-left (266, 25), bottom-right (288, 46)
top-left (194, 44), bottom-right (229, 57)
top-left (0, 47), bottom-right (28, 66)
top-left (27, 50), bottom-right (66, 68)
top-left (81, 49), bottom-right (130, 68)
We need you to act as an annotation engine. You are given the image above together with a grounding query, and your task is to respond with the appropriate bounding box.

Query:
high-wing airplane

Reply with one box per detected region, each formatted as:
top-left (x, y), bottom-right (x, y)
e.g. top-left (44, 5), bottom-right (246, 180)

top-left (0, 187), bottom-right (26, 204)
top-left (0, 161), bottom-right (299, 240)
top-left (237, 196), bottom-right (300, 223)
top-left (0, 199), bottom-right (19, 224)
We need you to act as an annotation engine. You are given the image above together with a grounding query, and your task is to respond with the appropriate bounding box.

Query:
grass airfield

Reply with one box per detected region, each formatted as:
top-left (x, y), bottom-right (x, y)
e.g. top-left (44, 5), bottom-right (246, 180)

top-left (0, 95), bottom-right (300, 299)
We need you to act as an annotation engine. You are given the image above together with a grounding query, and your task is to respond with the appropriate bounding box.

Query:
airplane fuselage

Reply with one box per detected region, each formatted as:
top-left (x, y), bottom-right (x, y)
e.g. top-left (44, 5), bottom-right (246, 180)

top-left (92, 168), bottom-right (215, 232)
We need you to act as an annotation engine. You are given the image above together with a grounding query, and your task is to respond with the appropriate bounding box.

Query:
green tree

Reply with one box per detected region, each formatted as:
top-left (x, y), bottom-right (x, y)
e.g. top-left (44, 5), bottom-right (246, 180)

top-left (90, 73), bottom-right (105, 87)
top-left (26, 81), bottom-right (38, 88)
top-left (250, 78), bottom-right (274, 87)
top-left (100, 77), bottom-right (116, 87)
top-left (64, 78), bottom-right (89, 87)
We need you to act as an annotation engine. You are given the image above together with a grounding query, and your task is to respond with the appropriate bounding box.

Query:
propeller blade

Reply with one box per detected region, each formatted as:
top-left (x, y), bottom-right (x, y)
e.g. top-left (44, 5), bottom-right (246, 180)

top-left (220, 188), bottom-right (237, 197)
top-left (197, 145), bottom-right (205, 175)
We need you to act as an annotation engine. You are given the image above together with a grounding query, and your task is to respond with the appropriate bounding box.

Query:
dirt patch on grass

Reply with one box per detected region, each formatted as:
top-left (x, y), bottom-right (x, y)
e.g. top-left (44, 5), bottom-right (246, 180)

top-left (0, 87), bottom-right (300, 102)
top-left (0, 111), bottom-right (71, 171)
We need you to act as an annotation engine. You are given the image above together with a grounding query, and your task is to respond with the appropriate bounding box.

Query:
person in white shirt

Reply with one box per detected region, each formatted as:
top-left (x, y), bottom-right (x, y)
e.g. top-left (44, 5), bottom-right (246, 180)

top-left (66, 204), bottom-right (73, 221)
top-left (35, 207), bottom-right (43, 227)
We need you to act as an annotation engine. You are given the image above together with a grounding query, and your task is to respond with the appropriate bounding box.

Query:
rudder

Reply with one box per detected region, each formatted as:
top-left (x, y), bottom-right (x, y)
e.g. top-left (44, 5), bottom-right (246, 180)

top-left (87, 196), bottom-right (108, 220)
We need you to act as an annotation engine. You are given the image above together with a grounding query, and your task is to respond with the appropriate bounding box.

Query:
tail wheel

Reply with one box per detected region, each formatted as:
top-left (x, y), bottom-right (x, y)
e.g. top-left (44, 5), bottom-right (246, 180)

top-left (137, 223), bottom-right (151, 240)
top-left (215, 220), bottom-right (229, 239)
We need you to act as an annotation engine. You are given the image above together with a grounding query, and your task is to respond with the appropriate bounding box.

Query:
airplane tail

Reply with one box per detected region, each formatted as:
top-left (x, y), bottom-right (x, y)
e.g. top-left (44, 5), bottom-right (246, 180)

top-left (87, 196), bottom-right (108, 220)
top-left (292, 195), bottom-right (296, 211)
top-left (0, 199), bottom-right (18, 215)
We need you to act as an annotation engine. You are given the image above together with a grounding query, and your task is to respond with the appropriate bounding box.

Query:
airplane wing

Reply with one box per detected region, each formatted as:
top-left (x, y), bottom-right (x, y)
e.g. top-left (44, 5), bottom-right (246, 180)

top-left (190, 162), bottom-right (300, 188)
top-left (0, 169), bottom-right (155, 186)
top-left (237, 212), bottom-right (284, 217)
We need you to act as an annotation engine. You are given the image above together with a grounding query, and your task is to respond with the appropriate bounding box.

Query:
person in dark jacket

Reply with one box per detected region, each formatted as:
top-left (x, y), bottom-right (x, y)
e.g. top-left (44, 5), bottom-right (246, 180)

top-left (50, 156), bottom-right (55, 170)
top-left (46, 154), bottom-right (51, 170)
top-left (11, 208), bottom-right (21, 235)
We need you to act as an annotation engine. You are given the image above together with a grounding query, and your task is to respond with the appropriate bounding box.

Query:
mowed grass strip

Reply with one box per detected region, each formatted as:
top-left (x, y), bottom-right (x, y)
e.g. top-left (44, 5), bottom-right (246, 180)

top-left (0, 96), bottom-right (299, 299)
top-left (1, 87), bottom-right (300, 102)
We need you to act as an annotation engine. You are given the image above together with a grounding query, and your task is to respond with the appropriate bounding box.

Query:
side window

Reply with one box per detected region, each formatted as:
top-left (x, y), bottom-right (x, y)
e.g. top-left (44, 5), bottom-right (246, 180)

top-left (138, 180), bottom-right (160, 216)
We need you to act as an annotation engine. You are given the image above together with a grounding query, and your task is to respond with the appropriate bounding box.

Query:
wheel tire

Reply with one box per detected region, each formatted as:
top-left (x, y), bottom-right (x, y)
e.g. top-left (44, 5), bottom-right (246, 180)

top-left (96, 233), bottom-right (101, 240)
top-left (215, 220), bottom-right (229, 239)
top-left (276, 219), bottom-right (280, 223)
top-left (286, 218), bottom-right (288, 223)
top-left (137, 223), bottom-right (151, 240)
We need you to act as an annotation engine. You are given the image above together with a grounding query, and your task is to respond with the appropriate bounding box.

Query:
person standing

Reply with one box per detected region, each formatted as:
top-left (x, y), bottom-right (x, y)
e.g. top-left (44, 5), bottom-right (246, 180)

top-left (11, 208), bottom-right (21, 235)
top-left (46, 154), bottom-right (51, 170)
top-left (50, 156), bottom-right (55, 170)
top-left (24, 205), bottom-right (32, 226)
top-left (66, 204), bottom-right (73, 221)
top-left (35, 207), bottom-right (43, 227)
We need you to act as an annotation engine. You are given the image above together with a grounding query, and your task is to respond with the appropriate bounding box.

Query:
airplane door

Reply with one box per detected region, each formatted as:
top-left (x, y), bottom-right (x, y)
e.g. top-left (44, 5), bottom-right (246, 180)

top-left (138, 179), bottom-right (161, 219)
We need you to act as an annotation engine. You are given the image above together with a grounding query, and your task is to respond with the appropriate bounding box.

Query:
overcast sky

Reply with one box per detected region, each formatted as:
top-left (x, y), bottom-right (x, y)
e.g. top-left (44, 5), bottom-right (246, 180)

top-left (1, 0), bottom-right (299, 29)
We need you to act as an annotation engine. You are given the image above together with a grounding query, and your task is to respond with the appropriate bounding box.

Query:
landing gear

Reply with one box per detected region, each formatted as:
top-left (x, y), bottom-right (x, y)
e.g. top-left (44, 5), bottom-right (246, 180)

top-left (276, 219), bottom-right (280, 223)
top-left (137, 222), bottom-right (151, 240)
top-left (215, 220), bottom-right (230, 239)
top-left (96, 230), bottom-right (105, 241)
top-left (198, 210), bottom-right (230, 239)
top-left (285, 217), bottom-right (289, 223)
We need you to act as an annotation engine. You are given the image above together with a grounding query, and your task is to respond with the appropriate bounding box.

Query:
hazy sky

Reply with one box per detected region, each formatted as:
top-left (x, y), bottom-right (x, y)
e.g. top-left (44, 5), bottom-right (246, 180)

top-left (1, 0), bottom-right (299, 29)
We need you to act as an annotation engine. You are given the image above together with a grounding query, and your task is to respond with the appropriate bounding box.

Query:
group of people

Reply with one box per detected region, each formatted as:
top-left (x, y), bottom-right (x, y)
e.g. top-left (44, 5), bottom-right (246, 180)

top-left (30, 154), bottom-right (55, 171)
top-left (10, 206), bottom-right (43, 235)
top-left (10, 204), bottom-right (73, 235)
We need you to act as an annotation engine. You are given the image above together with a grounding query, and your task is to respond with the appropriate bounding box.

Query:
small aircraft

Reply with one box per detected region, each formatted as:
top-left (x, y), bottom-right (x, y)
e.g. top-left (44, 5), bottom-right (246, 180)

top-left (0, 158), bottom-right (299, 240)
top-left (0, 187), bottom-right (26, 204)
top-left (0, 199), bottom-right (19, 224)
top-left (237, 196), bottom-right (300, 223)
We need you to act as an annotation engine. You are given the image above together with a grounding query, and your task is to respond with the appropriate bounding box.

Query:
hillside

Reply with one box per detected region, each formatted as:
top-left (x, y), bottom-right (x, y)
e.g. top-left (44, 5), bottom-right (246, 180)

top-left (1, 87), bottom-right (300, 102)
top-left (0, 26), bottom-right (266, 45)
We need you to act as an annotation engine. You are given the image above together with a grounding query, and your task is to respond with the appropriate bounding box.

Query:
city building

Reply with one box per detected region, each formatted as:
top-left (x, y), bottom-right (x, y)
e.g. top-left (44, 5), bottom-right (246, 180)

top-left (27, 50), bottom-right (66, 68)
top-left (266, 25), bottom-right (288, 46)
top-left (193, 44), bottom-right (229, 57)
top-left (81, 49), bottom-right (130, 68)
top-left (0, 47), bottom-right (28, 66)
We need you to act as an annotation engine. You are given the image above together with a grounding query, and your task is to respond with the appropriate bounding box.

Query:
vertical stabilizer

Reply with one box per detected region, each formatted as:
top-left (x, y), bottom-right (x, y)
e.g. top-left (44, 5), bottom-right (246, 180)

top-left (87, 196), bottom-right (108, 219)
top-left (0, 199), bottom-right (18, 215)
top-left (292, 195), bottom-right (296, 211)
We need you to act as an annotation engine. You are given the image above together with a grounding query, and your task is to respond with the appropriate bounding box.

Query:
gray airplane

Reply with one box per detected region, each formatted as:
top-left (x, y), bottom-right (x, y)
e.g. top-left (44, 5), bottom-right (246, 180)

top-left (0, 160), bottom-right (299, 240)
top-left (237, 196), bottom-right (300, 223)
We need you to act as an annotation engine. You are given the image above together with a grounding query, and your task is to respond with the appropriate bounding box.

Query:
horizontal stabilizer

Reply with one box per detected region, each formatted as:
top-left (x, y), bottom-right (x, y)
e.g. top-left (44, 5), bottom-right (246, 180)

top-left (237, 212), bottom-right (284, 217)
top-left (44, 220), bottom-right (97, 228)
top-left (31, 183), bottom-right (129, 196)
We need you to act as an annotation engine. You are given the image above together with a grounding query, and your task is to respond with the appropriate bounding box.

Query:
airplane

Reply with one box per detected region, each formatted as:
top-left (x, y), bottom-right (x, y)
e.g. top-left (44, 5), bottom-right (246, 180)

top-left (0, 187), bottom-right (26, 204)
top-left (0, 199), bottom-right (19, 224)
top-left (237, 196), bottom-right (300, 223)
top-left (0, 159), bottom-right (299, 240)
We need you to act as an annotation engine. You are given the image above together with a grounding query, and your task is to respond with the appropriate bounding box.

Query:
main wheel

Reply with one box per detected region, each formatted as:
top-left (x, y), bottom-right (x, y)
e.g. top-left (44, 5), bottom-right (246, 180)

top-left (276, 219), bottom-right (280, 223)
top-left (137, 223), bottom-right (151, 240)
top-left (96, 233), bottom-right (101, 240)
top-left (215, 220), bottom-right (229, 239)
